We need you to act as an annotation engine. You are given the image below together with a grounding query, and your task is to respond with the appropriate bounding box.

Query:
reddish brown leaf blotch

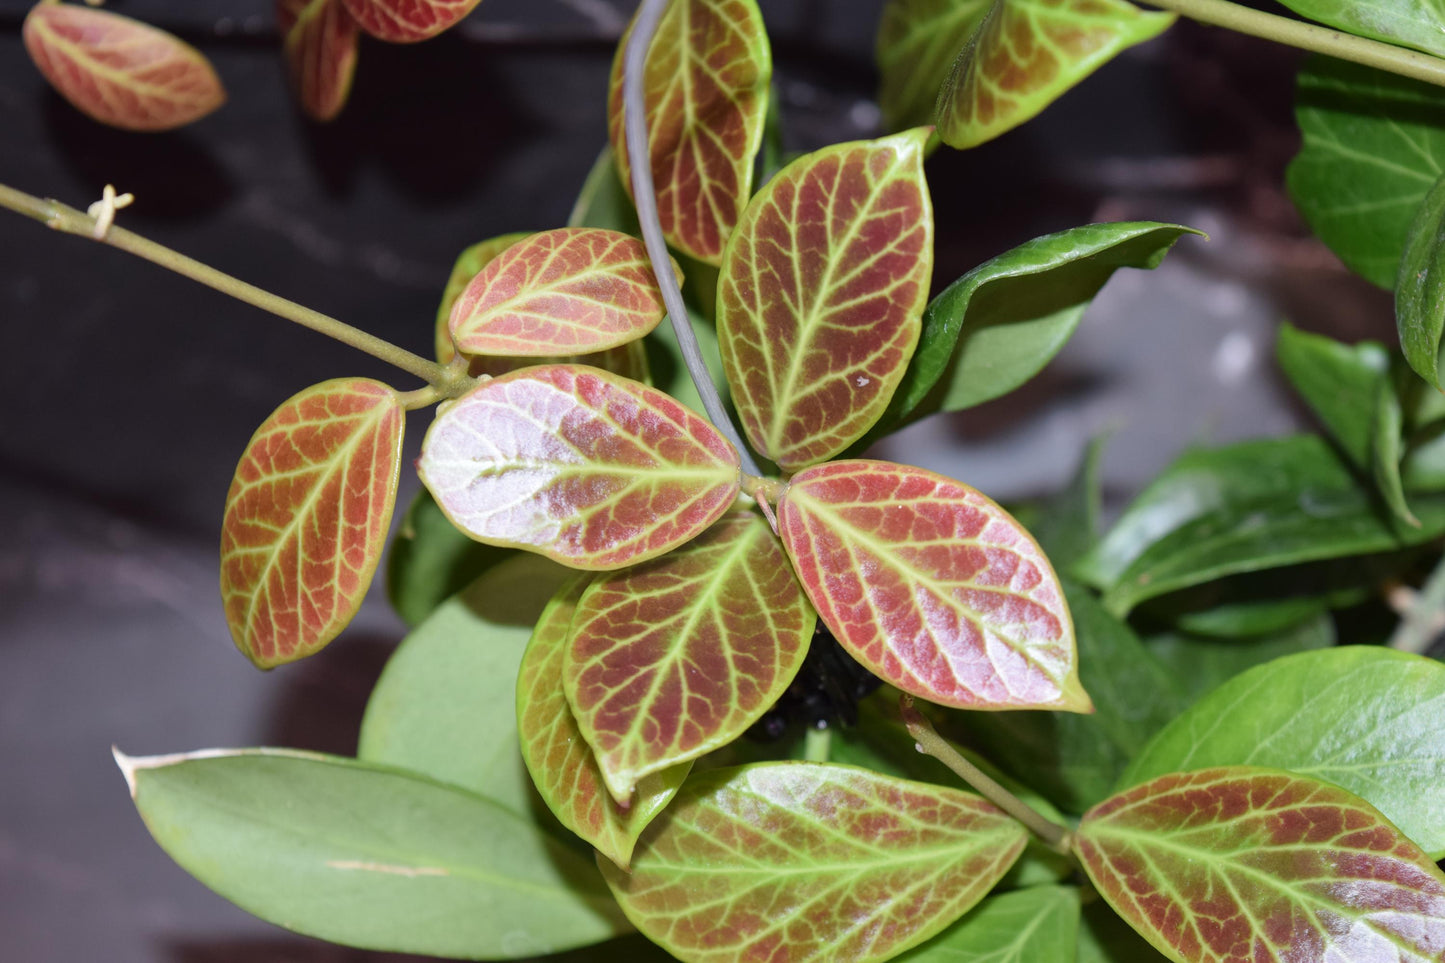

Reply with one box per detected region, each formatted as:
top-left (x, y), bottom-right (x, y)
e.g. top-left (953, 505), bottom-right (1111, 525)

top-left (221, 379), bottom-right (404, 668)
top-left (277, 0), bottom-right (360, 122)
top-left (23, 3), bottom-right (227, 132)
top-left (778, 460), bottom-right (1089, 712)
top-left (339, 0), bottom-right (481, 42)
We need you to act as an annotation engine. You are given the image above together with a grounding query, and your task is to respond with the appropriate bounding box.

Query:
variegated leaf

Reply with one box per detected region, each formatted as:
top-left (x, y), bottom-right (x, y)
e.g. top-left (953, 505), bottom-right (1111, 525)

top-left (340, 0), bottom-right (480, 42)
top-left (277, 0), bottom-right (359, 122)
top-left (435, 231), bottom-right (534, 365)
top-left (876, 0), bottom-right (990, 130)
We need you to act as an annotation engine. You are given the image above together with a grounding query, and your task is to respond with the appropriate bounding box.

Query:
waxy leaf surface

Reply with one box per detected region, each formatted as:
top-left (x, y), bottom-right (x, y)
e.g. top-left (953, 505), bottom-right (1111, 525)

top-left (777, 460), bottom-right (1088, 712)
top-left (118, 748), bottom-right (629, 958)
top-left (436, 231), bottom-right (533, 364)
top-left (449, 228), bottom-right (669, 357)
top-left (876, 0), bottom-right (990, 129)
top-left (719, 130), bottom-right (933, 470)
top-left (23, 4), bottom-right (226, 131)
top-left (518, 576), bottom-right (688, 867)
top-left (936, 0), bottom-right (1172, 150)
top-left (1075, 767), bottom-right (1445, 963)
top-left (339, 0), bottom-right (480, 42)
top-left (565, 513), bottom-right (813, 803)
top-left (608, 0), bottom-right (771, 264)
top-left (277, 0), bottom-right (359, 122)
top-left (221, 379), bottom-right (403, 668)
top-left (1399, 174), bottom-right (1445, 390)
top-left (894, 885), bottom-right (1079, 962)
top-left (1123, 646), bottom-right (1445, 858)
top-left (1276, 0), bottom-right (1445, 58)
top-left (418, 365), bottom-right (739, 570)
top-left (601, 762), bottom-right (1029, 963)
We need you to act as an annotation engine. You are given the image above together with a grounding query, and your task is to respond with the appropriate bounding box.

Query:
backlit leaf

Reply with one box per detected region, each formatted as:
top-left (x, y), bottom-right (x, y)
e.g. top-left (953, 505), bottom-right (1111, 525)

top-left (277, 0), bottom-right (359, 122)
top-left (1075, 767), bottom-right (1445, 963)
top-left (518, 576), bottom-right (689, 867)
top-left (23, 3), bottom-right (226, 131)
top-left (777, 460), bottom-right (1089, 712)
top-left (1276, 0), bottom-right (1445, 59)
top-left (875, 0), bottom-right (990, 130)
top-left (600, 762), bottom-right (1029, 963)
top-left (564, 512), bottom-right (813, 803)
top-left (719, 130), bottom-right (934, 470)
top-left (894, 885), bottom-right (1079, 962)
top-left (449, 228), bottom-right (670, 358)
top-left (936, 0), bottom-right (1172, 150)
top-left (1123, 646), bottom-right (1445, 858)
top-left (608, 0), bottom-right (771, 264)
top-left (221, 379), bottom-right (403, 668)
top-left (339, 0), bottom-right (480, 42)
top-left (436, 231), bottom-right (533, 364)
top-left (117, 748), bottom-right (629, 958)
top-left (418, 364), bottom-right (740, 570)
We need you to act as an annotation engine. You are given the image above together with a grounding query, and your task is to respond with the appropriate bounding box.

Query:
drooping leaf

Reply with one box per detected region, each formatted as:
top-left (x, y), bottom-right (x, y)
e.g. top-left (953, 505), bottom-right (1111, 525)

top-left (359, 553), bottom-right (572, 811)
top-left (936, 0), bottom-right (1173, 150)
top-left (221, 379), bottom-right (403, 668)
top-left (517, 576), bottom-right (689, 868)
top-left (418, 365), bottom-right (740, 570)
top-left (608, 0), bottom-right (771, 264)
top-left (1123, 646), bottom-right (1445, 857)
top-left (448, 228), bottom-right (670, 358)
top-left (564, 512), bottom-right (813, 803)
top-left (116, 748), bottom-right (629, 958)
top-left (436, 231), bottom-right (534, 364)
top-left (718, 129), bottom-right (934, 470)
top-left (894, 885), bottom-right (1079, 962)
top-left (277, 0), bottom-right (359, 122)
top-left (1399, 174), bottom-right (1445, 389)
top-left (875, 0), bottom-right (990, 130)
top-left (1275, 321), bottom-right (1389, 468)
top-left (23, 3), bottom-right (226, 131)
top-left (1288, 56), bottom-right (1445, 289)
top-left (1145, 613), bottom-right (1335, 704)
top-left (1275, 0), bottom-right (1445, 59)
top-left (1075, 767), bottom-right (1445, 963)
top-left (339, 0), bottom-right (480, 42)
top-left (777, 459), bottom-right (1089, 712)
top-left (600, 762), bottom-right (1029, 963)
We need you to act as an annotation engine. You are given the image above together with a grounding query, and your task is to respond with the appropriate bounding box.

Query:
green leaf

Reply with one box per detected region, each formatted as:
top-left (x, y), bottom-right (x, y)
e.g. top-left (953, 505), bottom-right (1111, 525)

top-left (778, 459), bottom-right (1089, 712)
top-left (1288, 56), bottom-right (1445, 289)
top-left (1399, 174), bottom-right (1445, 389)
top-left (418, 365), bottom-right (741, 570)
top-left (569, 147), bottom-right (643, 236)
top-left (116, 748), bottom-right (630, 958)
top-left (718, 129), bottom-right (934, 470)
top-left (385, 487), bottom-right (514, 628)
top-left (564, 512), bottom-right (813, 802)
top-left (1026, 436), bottom-right (1106, 571)
top-left (1122, 646), bottom-right (1445, 857)
top-left (893, 885), bottom-right (1079, 962)
top-left (875, 0), bottom-right (990, 130)
top-left (1145, 612), bottom-right (1334, 704)
top-left (1275, 321), bottom-right (1388, 468)
top-left (600, 762), bottom-right (1029, 963)
top-left (340, 0), bottom-right (480, 42)
top-left (1075, 897), bottom-right (1170, 963)
top-left (1076, 767), bottom-right (1445, 963)
top-left (936, 0), bottom-right (1173, 150)
top-left (1373, 363), bottom-right (1420, 526)
top-left (436, 231), bottom-right (534, 365)
top-left (220, 378), bottom-right (404, 668)
top-left (1275, 0), bottom-right (1445, 58)
top-left (278, 0), bottom-right (359, 122)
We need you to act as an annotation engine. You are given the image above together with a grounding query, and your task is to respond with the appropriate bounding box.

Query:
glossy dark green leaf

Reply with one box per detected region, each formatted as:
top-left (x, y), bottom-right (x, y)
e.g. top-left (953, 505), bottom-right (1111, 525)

top-left (875, 0), bottom-right (989, 130)
top-left (1288, 56), bottom-right (1445, 289)
top-left (386, 487), bottom-right (514, 628)
top-left (1026, 436), bottom-right (1106, 571)
top-left (1146, 612), bottom-right (1334, 704)
top-left (1276, 0), bottom-right (1445, 58)
top-left (1275, 321), bottom-right (1388, 467)
top-left (1399, 174), bottom-right (1445, 387)
top-left (893, 885), bottom-right (1079, 962)
top-left (1373, 363), bottom-right (1419, 526)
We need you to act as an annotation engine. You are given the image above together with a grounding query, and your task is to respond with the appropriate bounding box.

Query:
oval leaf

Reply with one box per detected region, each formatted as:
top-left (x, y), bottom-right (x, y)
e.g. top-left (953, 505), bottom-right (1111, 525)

top-left (23, 4), bottom-right (226, 131)
top-left (1399, 174), bottom-right (1445, 390)
top-left (116, 748), bottom-right (630, 958)
top-left (436, 231), bottom-right (534, 364)
top-left (339, 0), bottom-right (480, 42)
top-left (1276, 0), bottom-right (1445, 59)
top-left (1075, 767), bottom-right (1445, 963)
top-left (718, 129), bottom-right (934, 470)
top-left (777, 460), bottom-right (1089, 712)
top-left (449, 228), bottom-right (670, 358)
top-left (608, 0), bottom-right (771, 264)
top-left (277, 0), bottom-right (359, 122)
top-left (518, 575), bottom-right (689, 868)
top-left (894, 885), bottom-right (1079, 963)
top-left (876, 0), bottom-right (990, 130)
top-left (418, 364), bottom-right (740, 570)
top-left (221, 378), bottom-right (403, 668)
top-left (600, 762), bottom-right (1029, 963)
top-left (563, 512), bottom-right (814, 803)
top-left (936, 0), bottom-right (1172, 150)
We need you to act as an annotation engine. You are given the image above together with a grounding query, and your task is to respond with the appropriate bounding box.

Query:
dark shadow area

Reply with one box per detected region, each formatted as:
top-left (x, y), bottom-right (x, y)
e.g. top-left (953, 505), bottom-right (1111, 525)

top-left (938, 365), bottom-right (1110, 443)
top-left (162, 932), bottom-right (674, 963)
top-left (258, 633), bottom-right (400, 757)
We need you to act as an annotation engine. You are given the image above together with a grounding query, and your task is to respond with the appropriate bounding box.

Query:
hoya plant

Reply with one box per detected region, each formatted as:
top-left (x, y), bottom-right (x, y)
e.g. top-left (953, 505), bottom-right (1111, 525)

top-left (8, 0), bottom-right (1445, 961)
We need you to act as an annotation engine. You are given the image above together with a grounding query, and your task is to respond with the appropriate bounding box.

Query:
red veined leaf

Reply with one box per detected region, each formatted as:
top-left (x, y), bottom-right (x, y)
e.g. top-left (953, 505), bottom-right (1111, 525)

top-left (718, 129), bottom-right (934, 470)
top-left (23, 3), bottom-right (226, 131)
top-left (339, 0), bottom-right (480, 43)
top-left (221, 379), bottom-right (404, 668)
top-left (777, 460), bottom-right (1089, 712)
top-left (448, 228), bottom-right (670, 358)
top-left (937, 0), bottom-right (1174, 150)
top-left (563, 512), bottom-right (814, 804)
top-left (1075, 767), bottom-right (1445, 963)
top-left (517, 576), bottom-right (690, 868)
top-left (418, 364), bottom-right (740, 570)
top-left (436, 231), bottom-right (534, 364)
top-left (600, 762), bottom-right (1029, 963)
top-left (277, 0), bottom-right (359, 122)
top-left (607, 0), bottom-right (771, 265)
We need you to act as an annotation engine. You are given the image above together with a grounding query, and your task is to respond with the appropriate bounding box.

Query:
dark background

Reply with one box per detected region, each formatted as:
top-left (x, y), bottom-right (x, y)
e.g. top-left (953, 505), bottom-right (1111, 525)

top-left (0, 1), bottom-right (1394, 960)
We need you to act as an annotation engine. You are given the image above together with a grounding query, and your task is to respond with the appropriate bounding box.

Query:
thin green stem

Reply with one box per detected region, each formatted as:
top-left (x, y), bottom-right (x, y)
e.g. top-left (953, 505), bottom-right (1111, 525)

top-left (803, 725), bottom-right (832, 763)
top-left (899, 694), bottom-right (1074, 855)
top-left (0, 182), bottom-right (471, 392)
top-left (1141, 0), bottom-right (1445, 87)
top-left (1388, 554), bottom-right (1445, 653)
